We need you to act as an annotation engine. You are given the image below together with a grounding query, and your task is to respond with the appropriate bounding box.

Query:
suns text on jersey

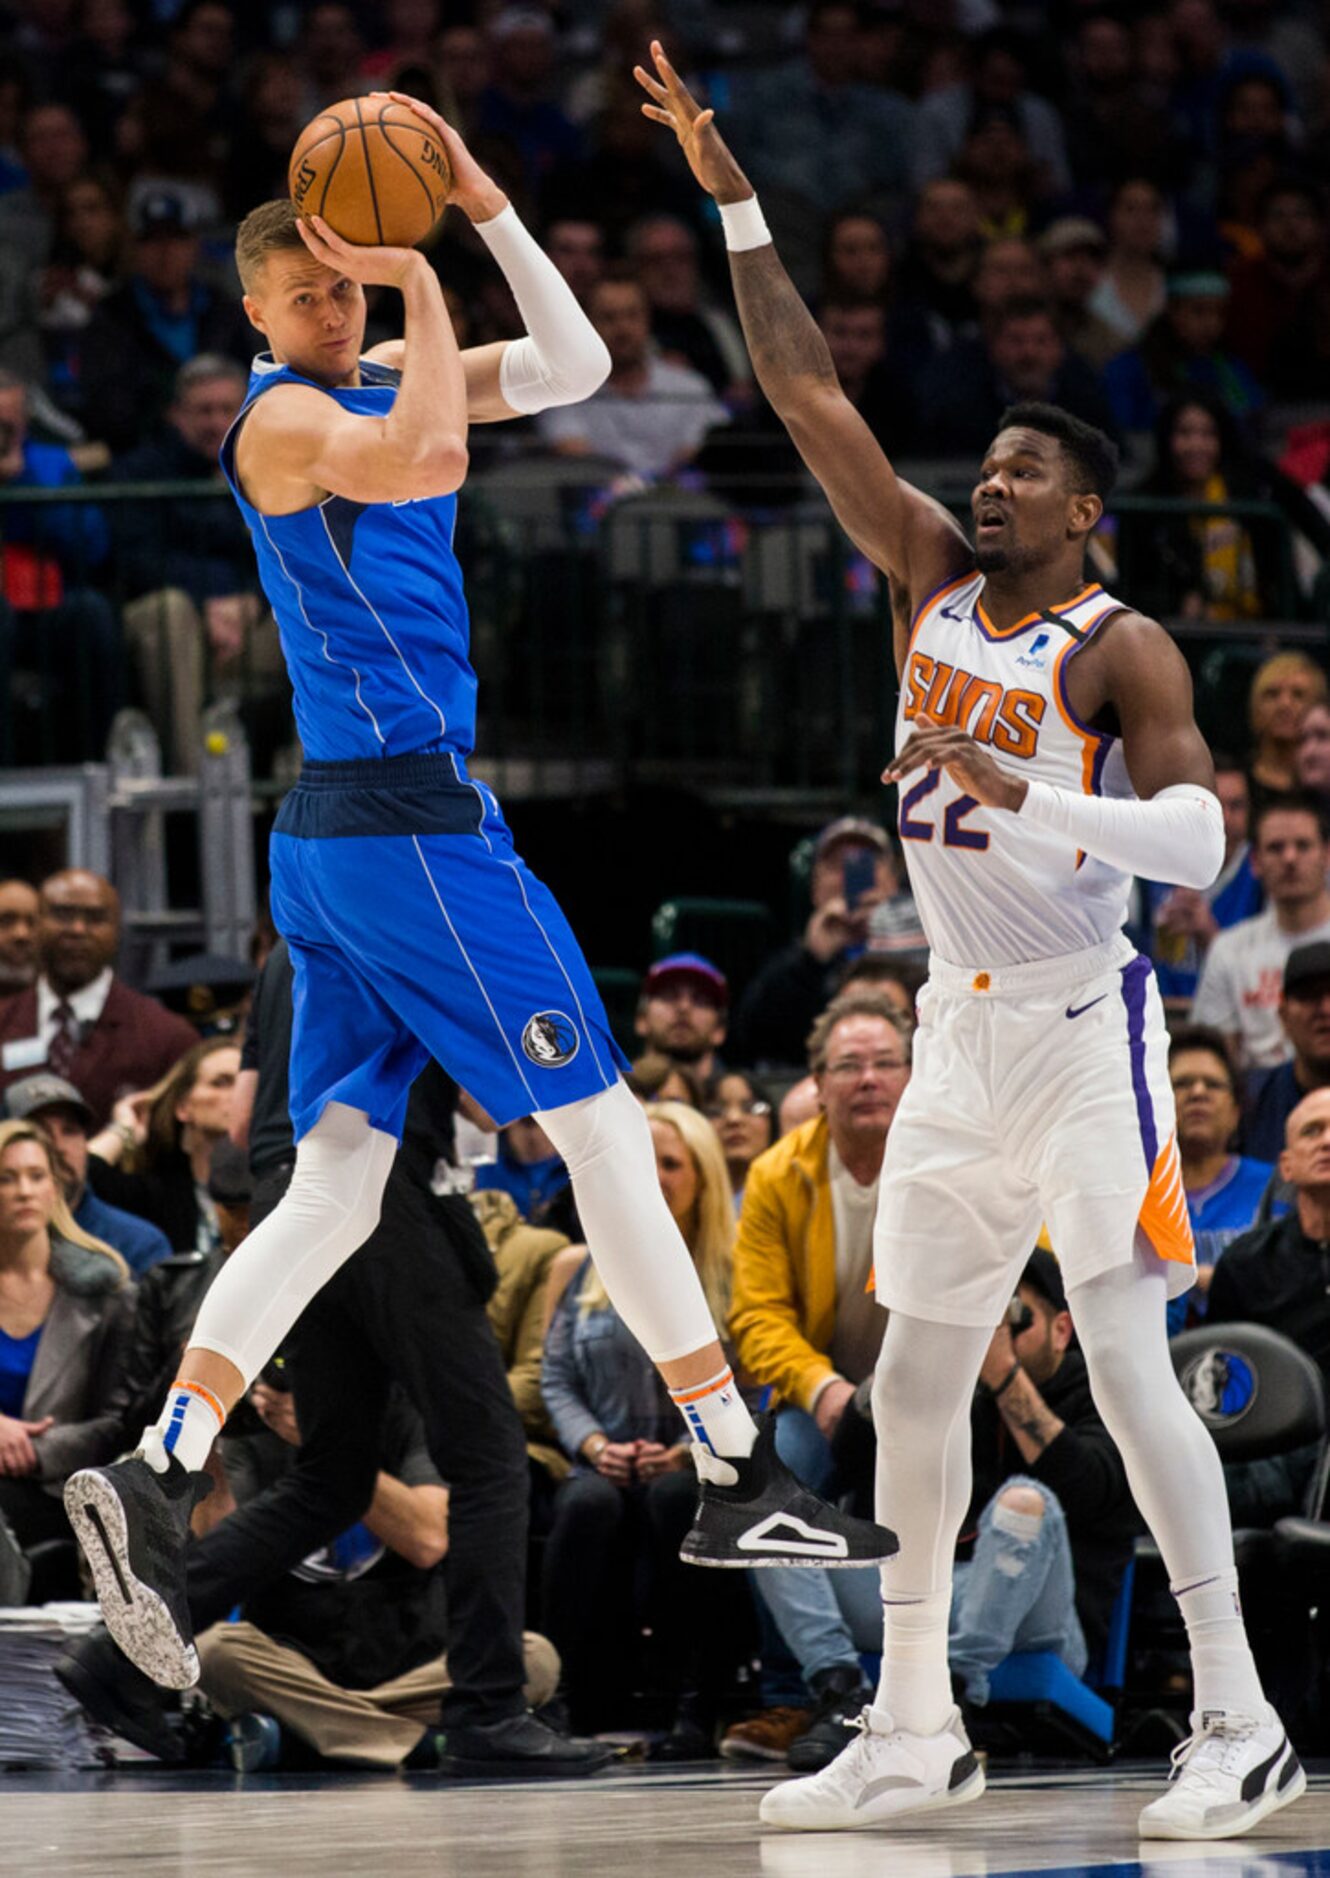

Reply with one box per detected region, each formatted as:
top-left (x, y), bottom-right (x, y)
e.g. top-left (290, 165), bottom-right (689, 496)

top-left (903, 650), bottom-right (1046, 759)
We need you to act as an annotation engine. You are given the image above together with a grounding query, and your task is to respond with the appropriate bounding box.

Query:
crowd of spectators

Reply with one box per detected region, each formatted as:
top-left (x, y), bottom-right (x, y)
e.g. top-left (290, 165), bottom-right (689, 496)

top-left (4, 1), bottom-right (1330, 769)
top-left (8, 0), bottom-right (1330, 1780)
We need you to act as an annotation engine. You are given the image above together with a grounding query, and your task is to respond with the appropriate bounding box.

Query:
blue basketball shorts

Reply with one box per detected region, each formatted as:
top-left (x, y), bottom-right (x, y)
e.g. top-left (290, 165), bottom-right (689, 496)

top-left (268, 751), bottom-right (628, 1141)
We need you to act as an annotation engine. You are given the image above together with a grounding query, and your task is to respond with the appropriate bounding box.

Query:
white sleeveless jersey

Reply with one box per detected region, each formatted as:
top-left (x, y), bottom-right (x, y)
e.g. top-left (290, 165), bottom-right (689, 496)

top-left (895, 570), bottom-right (1134, 970)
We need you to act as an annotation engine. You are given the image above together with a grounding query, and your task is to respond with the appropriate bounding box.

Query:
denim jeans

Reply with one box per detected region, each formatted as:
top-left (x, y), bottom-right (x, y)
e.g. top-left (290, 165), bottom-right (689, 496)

top-left (949, 1476), bottom-right (1086, 1707)
top-left (757, 1440), bottom-right (1086, 1707)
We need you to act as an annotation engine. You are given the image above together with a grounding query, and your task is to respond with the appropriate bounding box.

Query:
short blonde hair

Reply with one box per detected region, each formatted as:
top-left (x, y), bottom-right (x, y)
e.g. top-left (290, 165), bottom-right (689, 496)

top-left (235, 197), bottom-right (306, 294)
top-left (0, 1119), bottom-right (127, 1278)
top-left (1251, 651), bottom-right (1328, 724)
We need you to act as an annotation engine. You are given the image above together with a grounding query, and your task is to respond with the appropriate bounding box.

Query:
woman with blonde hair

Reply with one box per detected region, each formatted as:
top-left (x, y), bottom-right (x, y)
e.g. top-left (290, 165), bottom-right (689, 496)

top-left (540, 1101), bottom-right (750, 1754)
top-left (1248, 651), bottom-right (1328, 798)
top-left (0, 1119), bottom-right (133, 1603)
top-left (88, 1035), bottom-right (241, 1253)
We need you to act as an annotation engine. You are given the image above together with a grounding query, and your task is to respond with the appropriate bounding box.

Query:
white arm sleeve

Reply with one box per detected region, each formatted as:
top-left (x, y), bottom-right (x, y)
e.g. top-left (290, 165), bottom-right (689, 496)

top-left (473, 203), bottom-right (611, 414)
top-left (1018, 780), bottom-right (1224, 890)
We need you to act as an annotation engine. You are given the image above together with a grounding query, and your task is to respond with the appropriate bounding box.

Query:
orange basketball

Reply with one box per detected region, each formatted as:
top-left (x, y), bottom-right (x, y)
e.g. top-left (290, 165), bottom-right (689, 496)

top-left (288, 97), bottom-right (452, 248)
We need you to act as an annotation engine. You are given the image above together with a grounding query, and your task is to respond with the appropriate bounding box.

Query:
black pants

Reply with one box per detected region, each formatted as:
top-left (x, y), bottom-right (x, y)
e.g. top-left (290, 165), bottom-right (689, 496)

top-left (186, 1159), bottom-right (530, 1725)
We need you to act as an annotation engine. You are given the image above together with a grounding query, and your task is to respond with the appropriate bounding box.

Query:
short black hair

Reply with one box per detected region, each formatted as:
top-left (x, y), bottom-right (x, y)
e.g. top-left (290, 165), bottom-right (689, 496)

top-left (1252, 789), bottom-right (1330, 846)
top-left (1168, 1024), bottom-right (1243, 1102)
top-left (996, 400), bottom-right (1120, 500)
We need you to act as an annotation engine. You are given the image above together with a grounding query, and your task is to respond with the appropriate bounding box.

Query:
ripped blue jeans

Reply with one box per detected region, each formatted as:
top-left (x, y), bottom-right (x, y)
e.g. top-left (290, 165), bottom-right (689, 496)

top-left (949, 1475), bottom-right (1086, 1707)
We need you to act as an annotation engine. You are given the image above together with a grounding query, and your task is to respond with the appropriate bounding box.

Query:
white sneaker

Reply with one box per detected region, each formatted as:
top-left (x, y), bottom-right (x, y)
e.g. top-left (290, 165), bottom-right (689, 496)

top-left (759, 1705), bottom-right (985, 1832)
top-left (1137, 1707), bottom-right (1306, 1840)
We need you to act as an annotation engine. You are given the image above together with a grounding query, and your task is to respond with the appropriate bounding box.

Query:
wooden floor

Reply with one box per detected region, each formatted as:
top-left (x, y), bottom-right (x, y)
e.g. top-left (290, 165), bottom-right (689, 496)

top-left (3, 1763), bottom-right (1329, 1877)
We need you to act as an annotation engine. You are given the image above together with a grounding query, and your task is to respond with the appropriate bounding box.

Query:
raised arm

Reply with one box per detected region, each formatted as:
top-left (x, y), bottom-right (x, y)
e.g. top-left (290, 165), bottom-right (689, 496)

top-left (635, 42), bottom-right (969, 674)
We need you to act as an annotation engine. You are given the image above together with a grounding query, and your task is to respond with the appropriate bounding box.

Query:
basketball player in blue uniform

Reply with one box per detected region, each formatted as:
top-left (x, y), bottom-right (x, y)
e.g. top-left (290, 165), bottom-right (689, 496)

top-left (64, 97), bottom-right (896, 1693)
top-left (638, 43), bottom-right (1302, 1845)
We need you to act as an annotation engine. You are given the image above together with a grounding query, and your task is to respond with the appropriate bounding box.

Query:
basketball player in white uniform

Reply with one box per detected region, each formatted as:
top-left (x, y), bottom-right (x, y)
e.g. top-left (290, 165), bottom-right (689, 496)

top-left (638, 43), bottom-right (1305, 1843)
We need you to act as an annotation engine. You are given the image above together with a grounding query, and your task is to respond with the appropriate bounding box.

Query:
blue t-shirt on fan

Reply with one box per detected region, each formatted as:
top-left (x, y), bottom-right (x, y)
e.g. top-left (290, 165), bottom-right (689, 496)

top-left (0, 1324), bottom-right (42, 1418)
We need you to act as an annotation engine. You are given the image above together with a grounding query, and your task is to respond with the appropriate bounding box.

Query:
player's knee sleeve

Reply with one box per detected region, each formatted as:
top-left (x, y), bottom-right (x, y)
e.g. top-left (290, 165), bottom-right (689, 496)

top-left (536, 1080), bottom-right (719, 1362)
top-left (186, 1102), bottom-right (397, 1386)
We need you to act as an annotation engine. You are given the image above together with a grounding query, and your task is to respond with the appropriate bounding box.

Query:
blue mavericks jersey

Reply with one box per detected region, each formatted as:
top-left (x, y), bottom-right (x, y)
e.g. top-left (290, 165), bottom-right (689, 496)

top-left (220, 354), bottom-right (476, 761)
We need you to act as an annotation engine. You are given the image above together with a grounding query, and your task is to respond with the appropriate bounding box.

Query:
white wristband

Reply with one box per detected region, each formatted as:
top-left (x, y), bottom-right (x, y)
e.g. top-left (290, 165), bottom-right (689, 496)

top-left (719, 195), bottom-right (771, 252)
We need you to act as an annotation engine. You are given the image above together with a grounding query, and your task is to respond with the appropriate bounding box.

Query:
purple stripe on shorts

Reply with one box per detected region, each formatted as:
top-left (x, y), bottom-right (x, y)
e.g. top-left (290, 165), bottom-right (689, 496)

top-left (1120, 953), bottom-right (1157, 1173)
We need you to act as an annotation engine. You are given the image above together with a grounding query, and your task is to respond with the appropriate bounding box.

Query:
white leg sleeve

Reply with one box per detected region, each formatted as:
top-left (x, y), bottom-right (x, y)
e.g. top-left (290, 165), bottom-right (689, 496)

top-left (535, 1080), bottom-right (720, 1363)
top-left (186, 1102), bottom-right (397, 1385)
top-left (871, 1311), bottom-right (994, 1734)
top-left (1067, 1253), bottom-right (1236, 1584)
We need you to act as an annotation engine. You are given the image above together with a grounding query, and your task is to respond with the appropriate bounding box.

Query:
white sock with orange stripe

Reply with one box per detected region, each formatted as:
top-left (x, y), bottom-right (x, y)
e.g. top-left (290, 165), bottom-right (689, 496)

top-left (143, 1380), bottom-right (226, 1474)
top-left (668, 1365), bottom-right (756, 1459)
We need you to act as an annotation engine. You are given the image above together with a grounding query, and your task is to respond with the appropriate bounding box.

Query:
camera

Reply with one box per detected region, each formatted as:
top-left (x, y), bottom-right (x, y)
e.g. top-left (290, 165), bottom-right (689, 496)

top-left (259, 1354), bottom-right (292, 1392)
top-left (1005, 1297), bottom-right (1034, 1337)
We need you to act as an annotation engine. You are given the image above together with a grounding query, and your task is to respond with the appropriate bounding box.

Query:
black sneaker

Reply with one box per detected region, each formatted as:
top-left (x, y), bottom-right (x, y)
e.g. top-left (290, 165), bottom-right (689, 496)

top-left (679, 1415), bottom-right (898, 1569)
top-left (54, 1625), bottom-right (186, 1764)
top-left (435, 1710), bottom-right (618, 1778)
top-left (786, 1663), bottom-right (874, 1772)
top-left (63, 1453), bottom-right (210, 1690)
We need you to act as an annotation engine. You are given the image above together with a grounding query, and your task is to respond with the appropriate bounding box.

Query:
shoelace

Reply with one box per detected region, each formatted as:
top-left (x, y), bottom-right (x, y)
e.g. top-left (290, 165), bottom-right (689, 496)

top-left (1167, 1713), bottom-right (1261, 1788)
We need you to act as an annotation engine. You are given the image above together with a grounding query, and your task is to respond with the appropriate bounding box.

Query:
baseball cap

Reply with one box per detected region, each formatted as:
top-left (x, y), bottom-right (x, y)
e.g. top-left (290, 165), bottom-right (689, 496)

top-left (147, 951), bottom-right (254, 1024)
top-left (1284, 941), bottom-right (1330, 995)
top-left (207, 1138), bottom-right (253, 1206)
top-left (1037, 216), bottom-right (1107, 258)
top-left (814, 816), bottom-right (890, 863)
top-left (4, 1072), bottom-right (93, 1128)
top-left (643, 952), bottom-right (729, 1006)
top-left (134, 189), bottom-right (195, 239)
top-left (1020, 1248), bottom-right (1068, 1314)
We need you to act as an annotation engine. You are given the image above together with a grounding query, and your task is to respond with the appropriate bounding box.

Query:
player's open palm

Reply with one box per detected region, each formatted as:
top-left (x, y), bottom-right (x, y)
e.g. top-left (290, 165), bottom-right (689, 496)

top-left (634, 39), bottom-right (749, 203)
top-left (380, 92), bottom-right (494, 219)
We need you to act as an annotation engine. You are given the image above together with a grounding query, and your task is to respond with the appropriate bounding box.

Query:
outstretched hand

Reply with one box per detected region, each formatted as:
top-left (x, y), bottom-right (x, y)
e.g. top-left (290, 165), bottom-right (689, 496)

top-left (633, 38), bottom-right (751, 203)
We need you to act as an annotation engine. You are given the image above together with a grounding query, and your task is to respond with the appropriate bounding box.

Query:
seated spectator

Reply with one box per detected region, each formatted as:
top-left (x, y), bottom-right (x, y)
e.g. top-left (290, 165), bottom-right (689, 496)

top-left (195, 1381), bottom-right (558, 1771)
top-left (1116, 394), bottom-right (1328, 622)
top-left (733, 817), bottom-right (917, 1073)
top-left (1246, 651), bottom-right (1328, 800)
top-left (0, 879), bottom-right (38, 997)
top-left (970, 235), bottom-right (1046, 330)
top-left (0, 103), bottom-right (89, 270)
top-left (634, 953), bottom-right (728, 1083)
top-left (87, 1035), bottom-right (242, 1251)
top-left (1244, 942), bottom-right (1330, 1163)
top-left (472, 1115), bottom-right (569, 1226)
top-left (1206, 1087), bottom-right (1330, 1523)
top-left (0, 369), bottom-right (122, 763)
top-left (626, 1052), bottom-right (704, 1109)
top-left (953, 102), bottom-right (1045, 243)
top-left (703, 1070), bottom-right (776, 1212)
top-left (721, 993), bottom-right (908, 1762)
top-left (1062, 9), bottom-right (1178, 196)
top-left (477, 7), bottom-right (582, 204)
top-left (292, 1), bottom-right (368, 121)
top-left (1194, 795), bottom-right (1330, 1069)
top-left (1226, 178), bottom-right (1330, 402)
top-left (0, 868), bottom-right (199, 1126)
top-left (909, 27), bottom-right (1069, 198)
top-left (544, 216), bottom-right (604, 306)
top-left (1296, 700), bottom-right (1330, 810)
top-left (1166, 1027), bottom-right (1273, 1334)
top-left (625, 212), bottom-right (748, 398)
top-left (1037, 217), bottom-right (1123, 373)
top-left (820, 210), bottom-right (892, 309)
top-left (752, 1253), bottom-right (1137, 1772)
top-left (1086, 176), bottom-right (1168, 352)
top-left (37, 172), bottom-right (129, 409)
top-left (1105, 271), bottom-right (1265, 439)
top-left (537, 268), bottom-right (727, 480)
top-left (113, 352), bottom-right (283, 773)
top-left (817, 297), bottom-right (914, 454)
top-left (888, 178), bottom-right (981, 377)
top-left (470, 1184), bottom-right (570, 1507)
top-left (1145, 755), bottom-right (1260, 1003)
top-left (74, 187), bottom-right (254, 452)
top-left (0, 1118), bottom-right (133, 1603)
top-left (541, 1100), bottom-right (748, 1752)
top-left (916, 298), bottom-right (1117, 458)
top-left (4, 1072), bottom-right (171, 1276)
top-left (222, 52), bottom-right (305, 221)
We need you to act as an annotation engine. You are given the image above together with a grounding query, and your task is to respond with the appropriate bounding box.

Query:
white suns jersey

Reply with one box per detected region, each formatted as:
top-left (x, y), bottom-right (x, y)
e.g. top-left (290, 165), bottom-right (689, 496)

top-left (895, 571), bottom-right (1135, 970)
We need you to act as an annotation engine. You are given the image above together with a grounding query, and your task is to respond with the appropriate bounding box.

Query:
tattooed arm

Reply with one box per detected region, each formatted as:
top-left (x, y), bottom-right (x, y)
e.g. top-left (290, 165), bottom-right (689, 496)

top-left (991, 1367), bottom-right (1067, 1464)
top-left (635, 40), bottom-right (969, 676)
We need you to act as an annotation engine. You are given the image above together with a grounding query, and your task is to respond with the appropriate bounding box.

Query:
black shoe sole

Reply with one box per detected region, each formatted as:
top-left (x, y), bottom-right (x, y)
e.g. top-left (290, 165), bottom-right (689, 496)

top-left (435, 1749), bottom-right (617, 1779)
top-left (63, 1469), bottom-right (199, 1691)
top-left (53, 1651), bottom-right (183, 1764)
top-left (679, 1530), bottom-right (899, 1570)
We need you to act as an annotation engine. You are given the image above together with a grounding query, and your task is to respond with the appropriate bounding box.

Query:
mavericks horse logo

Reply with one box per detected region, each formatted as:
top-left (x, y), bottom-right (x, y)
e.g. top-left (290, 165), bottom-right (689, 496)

top-left (521, 1010), bottom-right (579, 1068)
top-left (1181, 1348), bottom-right (1258, 1426)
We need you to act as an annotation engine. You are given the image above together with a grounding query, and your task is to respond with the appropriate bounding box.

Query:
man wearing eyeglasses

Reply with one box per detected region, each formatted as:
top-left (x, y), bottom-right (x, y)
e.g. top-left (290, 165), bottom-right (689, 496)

top-left (723, 989), bottom-right (910, 1763)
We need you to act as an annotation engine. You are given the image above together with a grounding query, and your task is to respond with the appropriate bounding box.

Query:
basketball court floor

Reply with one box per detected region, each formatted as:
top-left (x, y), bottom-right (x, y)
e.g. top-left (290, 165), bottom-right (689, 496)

top-left (4, 1762), bottom-right (1329, 1877)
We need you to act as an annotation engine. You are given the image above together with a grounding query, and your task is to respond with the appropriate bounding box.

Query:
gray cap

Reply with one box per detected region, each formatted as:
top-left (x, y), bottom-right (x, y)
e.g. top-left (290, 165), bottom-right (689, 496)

top-left (1037, 216), bottom-right (1108, 258)
top-left (4, 1072), bottom-right (93, 1128)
